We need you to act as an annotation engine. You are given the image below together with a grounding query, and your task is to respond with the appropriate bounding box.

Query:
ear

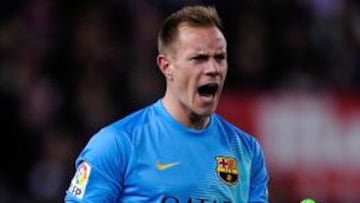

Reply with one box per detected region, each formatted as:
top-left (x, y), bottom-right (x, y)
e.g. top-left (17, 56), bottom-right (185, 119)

top-left (157, 54), bottom-right (173, 80)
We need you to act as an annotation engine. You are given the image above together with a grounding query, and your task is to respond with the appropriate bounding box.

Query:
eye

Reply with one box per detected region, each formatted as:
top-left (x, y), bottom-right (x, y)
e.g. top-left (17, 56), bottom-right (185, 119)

top-left (214, 53), bottom-right (226, 62)
top-left (190, 54), bottom-right (208, 63)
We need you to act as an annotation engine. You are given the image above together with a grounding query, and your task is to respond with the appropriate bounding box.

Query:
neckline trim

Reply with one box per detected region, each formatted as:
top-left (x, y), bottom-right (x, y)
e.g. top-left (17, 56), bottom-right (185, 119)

top-left (155, 99), bottom-right (215, 135)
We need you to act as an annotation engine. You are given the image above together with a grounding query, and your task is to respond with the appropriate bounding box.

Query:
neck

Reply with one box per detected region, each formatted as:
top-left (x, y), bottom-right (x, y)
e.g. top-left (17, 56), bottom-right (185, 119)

top-left (189, 112), bottom-right (210, 129)
top-left (162, 92), bottom-right (210, 130)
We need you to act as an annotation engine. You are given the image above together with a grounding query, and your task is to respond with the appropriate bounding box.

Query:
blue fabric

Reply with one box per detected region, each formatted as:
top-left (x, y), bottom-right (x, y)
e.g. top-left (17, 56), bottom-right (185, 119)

top-left (65, 99), bottom-right (269, 202)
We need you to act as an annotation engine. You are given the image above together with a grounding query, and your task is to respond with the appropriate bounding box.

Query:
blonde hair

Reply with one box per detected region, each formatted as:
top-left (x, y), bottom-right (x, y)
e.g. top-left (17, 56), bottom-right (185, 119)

top-left (158, 5), bottom-right (223, 54)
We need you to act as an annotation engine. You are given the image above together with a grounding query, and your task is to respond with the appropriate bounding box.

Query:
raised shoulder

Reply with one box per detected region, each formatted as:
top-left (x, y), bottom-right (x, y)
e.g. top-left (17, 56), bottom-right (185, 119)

top-left (214, 114), bottom-right (262, 154)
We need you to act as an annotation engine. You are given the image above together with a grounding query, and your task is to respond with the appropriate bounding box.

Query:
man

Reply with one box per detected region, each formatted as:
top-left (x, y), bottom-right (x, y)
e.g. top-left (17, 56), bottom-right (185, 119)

top-left (65, 5), bottom-right (269, 203)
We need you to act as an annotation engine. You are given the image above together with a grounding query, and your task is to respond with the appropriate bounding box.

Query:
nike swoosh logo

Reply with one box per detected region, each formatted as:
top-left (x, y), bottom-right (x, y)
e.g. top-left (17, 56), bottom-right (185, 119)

top-left (156, 161), bottom-right (179, 171)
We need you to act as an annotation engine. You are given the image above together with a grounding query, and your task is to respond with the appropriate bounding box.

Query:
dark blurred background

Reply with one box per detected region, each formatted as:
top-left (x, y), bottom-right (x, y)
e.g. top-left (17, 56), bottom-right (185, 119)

top-left (0, 0), bottom-right (359, 202)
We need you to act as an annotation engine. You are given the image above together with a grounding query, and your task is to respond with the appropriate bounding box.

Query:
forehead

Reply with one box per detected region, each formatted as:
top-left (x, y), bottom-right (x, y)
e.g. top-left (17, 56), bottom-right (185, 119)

top-left (174, 24), bottom-right (227, 54)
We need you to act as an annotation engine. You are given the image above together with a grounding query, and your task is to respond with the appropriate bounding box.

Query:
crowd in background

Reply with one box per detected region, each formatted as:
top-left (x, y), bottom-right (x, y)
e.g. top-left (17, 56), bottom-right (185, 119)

top-left (0, 0), bottom-right (359, 202)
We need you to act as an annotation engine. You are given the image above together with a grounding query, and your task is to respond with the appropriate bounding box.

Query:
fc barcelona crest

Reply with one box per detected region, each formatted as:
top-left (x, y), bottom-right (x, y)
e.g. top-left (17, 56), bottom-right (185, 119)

top-left (215, 156), bottom-right (239, 185)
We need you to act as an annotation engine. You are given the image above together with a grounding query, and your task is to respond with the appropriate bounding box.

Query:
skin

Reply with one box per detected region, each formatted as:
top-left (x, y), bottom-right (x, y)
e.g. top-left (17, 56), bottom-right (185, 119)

top-left (157, 23), bottom-right (228, 129)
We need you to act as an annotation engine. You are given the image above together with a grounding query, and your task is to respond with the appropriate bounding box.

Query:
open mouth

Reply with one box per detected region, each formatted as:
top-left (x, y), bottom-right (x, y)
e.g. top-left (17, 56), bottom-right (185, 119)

top-left (198, 83), bottom-right (219, 98)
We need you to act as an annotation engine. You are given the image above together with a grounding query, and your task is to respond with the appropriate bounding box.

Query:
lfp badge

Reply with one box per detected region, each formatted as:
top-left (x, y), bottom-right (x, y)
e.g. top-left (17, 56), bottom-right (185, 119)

top-left (216, 156), bottom-right (239, 185)
top-left (68, 162), bottom-right (92, 199)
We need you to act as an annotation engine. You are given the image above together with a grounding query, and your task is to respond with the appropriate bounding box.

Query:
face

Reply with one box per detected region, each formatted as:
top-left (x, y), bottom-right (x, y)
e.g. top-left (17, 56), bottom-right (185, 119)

top-left (160, 24), bottom-right (228, 120)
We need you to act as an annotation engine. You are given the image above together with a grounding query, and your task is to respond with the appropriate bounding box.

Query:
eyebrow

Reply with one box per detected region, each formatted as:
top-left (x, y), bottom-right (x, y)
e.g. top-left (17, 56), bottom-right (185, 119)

top-left (191, 50), bottom-right (226, 56)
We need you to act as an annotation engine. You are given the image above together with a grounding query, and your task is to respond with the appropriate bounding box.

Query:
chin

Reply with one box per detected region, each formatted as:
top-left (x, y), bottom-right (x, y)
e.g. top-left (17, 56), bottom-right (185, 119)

top-left (191, 101), bottom-right (218, 117)
top-left (196, 108), bottom-right (216, 117)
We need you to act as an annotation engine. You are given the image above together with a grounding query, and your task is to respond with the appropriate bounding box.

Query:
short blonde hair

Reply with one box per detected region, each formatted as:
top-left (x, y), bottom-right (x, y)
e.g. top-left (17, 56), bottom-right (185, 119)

top-left (158, 5), bottom-right (223, 54)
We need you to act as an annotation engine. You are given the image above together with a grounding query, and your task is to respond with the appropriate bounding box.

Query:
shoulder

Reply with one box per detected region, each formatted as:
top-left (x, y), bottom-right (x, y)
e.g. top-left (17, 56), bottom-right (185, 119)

top-left (109, 101), bottom-right (160, 139)
top-left (214, 114), bottom-right (263, 152)
top-left (75, 102), bottom-right (161, 171)
top-left (86, 101), bottom-right (159, 148)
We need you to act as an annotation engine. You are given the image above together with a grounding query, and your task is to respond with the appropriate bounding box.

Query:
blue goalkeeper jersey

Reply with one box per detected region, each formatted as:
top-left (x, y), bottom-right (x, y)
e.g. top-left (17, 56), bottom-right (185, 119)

top-left (65, 99), bottom-right (269, 203)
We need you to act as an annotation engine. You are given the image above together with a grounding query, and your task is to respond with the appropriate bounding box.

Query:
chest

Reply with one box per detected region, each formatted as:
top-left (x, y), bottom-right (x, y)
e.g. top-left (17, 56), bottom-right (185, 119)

top-left (122, 130), bottom-right (252, 202)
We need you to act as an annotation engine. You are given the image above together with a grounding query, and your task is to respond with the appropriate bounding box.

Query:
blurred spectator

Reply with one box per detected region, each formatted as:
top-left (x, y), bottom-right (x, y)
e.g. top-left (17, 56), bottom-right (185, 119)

top-left (28, 129), bottom-right (76, 203)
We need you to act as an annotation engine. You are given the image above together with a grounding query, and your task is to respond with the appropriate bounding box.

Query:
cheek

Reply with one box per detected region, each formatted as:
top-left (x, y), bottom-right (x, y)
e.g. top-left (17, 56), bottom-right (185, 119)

top-left (172, 70), bottom-right (187, 95)
top-left (221, 65), bottom-right (228, 80)
top-left (174, 69), bottom-right (197, 95)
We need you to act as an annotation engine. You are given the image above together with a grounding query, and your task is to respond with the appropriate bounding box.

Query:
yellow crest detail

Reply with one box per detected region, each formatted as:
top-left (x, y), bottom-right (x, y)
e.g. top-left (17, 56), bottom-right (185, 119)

top-left (215, 156), bottom-right (239, 185)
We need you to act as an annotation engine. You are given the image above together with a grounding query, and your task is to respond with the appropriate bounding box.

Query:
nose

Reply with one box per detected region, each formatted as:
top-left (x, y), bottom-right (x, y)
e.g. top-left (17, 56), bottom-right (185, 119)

top-left (205, 58), bottom-right (221, 76)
